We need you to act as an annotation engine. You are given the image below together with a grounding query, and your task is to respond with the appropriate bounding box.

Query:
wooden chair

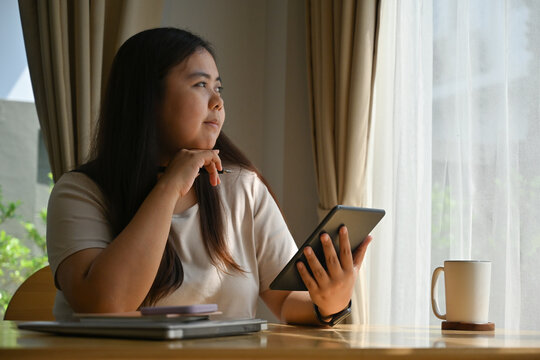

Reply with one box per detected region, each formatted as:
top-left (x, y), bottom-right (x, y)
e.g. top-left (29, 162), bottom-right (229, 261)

top-left (4, 266), bottom-right (56, 321)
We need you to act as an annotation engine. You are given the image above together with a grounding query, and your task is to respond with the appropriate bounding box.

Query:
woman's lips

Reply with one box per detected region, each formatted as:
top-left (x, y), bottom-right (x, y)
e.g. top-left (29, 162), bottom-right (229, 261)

top-left (204, 120), bottom-right (220, 129)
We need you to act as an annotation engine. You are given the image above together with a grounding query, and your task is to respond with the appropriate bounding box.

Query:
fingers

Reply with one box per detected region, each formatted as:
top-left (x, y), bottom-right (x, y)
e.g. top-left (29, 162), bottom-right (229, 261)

top-left (183, 148), bottom-right (222, 186)
top-left (321, 233), bottom-right (341, 276)
top-left (297, 228), bottom-right (372, 284)
top-left (352, 235), bottom-right (372, 269)
top-left (162, 149), bottom-right (223, 196)
top-left (338, 226), bottom-right (354, 272)
top-left (298, 228), bottom-right (373, 319)
top-left (302, 246), bottom-right (330, 287)
top-left (296, 243), bottom-right (332, 292)
top-left (296, 261), bottom-right (318, 292)
top-left (298, 229), bottom-right (351, 288)
top-left (201, 151), bottom-right (222, 186)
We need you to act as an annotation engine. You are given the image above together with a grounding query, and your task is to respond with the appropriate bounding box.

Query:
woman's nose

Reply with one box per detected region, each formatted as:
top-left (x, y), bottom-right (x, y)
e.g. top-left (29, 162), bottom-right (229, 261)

top-left (210, 91), bottom-right (224, 110)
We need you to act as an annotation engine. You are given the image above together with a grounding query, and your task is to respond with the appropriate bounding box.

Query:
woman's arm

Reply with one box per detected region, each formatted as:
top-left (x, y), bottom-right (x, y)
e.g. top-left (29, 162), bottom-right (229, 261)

top-left (55, 149), bottom-right (222, 313)
top-left (261, 230), bottom-right (372, 325)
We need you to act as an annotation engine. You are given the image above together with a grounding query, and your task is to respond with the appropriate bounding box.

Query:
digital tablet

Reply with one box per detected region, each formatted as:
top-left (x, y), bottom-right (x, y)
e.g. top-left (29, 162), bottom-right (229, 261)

top-left (270, 205), bottom-right (385, 291)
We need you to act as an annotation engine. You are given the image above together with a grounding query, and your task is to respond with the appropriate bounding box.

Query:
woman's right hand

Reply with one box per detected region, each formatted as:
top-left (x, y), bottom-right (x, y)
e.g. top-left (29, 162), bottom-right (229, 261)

top-left (159, 149), bottom-right (222, 198)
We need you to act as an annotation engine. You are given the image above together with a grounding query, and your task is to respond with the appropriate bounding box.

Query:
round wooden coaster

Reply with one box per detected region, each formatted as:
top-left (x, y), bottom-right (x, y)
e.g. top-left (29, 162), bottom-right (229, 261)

top-left (442, 321), bottom-right (495, 331)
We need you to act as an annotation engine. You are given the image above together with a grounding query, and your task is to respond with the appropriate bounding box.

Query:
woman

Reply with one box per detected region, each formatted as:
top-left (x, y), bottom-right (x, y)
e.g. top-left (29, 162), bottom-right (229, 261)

top-left (46, 27), bottom-right (371, 325)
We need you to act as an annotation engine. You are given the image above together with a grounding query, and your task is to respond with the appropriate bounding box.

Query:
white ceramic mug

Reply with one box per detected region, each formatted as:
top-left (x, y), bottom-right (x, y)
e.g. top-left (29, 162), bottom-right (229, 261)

top-left (431, 260), bottom-right (491, 324)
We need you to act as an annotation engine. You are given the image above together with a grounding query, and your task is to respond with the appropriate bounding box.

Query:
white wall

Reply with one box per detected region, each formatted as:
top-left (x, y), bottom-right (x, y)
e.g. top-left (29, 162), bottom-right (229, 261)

top-left (161, 0), bottom-right (319, 320)
top-left (161, 0), bottom-right (318, 239)
top-left (162, 0), bottom-right (267, 169)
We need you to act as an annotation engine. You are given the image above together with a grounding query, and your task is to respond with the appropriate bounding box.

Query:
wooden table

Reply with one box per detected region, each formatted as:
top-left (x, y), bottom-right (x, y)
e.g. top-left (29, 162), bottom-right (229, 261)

top-left (1, 320), bottom-right (540, 359)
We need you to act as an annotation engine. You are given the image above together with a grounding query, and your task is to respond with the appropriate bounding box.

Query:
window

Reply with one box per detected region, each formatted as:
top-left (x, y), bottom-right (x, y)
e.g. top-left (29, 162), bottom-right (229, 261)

top-left (0, 0), bottom-right (50, 313)
top-left (369, 0), bottom-right (540, 330)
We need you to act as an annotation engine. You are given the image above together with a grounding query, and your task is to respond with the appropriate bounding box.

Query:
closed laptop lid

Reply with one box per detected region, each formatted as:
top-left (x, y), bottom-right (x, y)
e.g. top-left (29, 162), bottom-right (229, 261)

top-left (18, 318), bottom-right (267, 340)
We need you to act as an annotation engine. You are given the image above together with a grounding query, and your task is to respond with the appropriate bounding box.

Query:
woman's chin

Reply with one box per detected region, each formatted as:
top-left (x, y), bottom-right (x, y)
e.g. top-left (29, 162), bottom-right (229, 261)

top-left (193, 141), bottom-right (218, 151)
top-left (178, 134), bottom-right (220, 151)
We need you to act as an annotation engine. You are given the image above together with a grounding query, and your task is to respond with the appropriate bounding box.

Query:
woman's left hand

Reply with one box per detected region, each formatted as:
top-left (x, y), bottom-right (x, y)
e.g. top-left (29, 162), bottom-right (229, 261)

top-left (296, 226), bottom-right (372, 318)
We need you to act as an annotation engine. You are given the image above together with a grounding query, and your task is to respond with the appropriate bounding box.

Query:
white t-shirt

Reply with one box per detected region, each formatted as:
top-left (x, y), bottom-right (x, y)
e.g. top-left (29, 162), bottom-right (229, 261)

top-left (46, 169), bottom-right (297, 320)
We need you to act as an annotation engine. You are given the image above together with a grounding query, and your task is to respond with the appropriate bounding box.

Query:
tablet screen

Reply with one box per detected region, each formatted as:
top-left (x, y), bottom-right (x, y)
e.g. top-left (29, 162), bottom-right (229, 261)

top-left (269, 205), bottom-right (385, 291)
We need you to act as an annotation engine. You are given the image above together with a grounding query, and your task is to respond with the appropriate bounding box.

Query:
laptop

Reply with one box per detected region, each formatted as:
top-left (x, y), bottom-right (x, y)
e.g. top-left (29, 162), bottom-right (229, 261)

top-left (18, 318), bottom-right (267, 340)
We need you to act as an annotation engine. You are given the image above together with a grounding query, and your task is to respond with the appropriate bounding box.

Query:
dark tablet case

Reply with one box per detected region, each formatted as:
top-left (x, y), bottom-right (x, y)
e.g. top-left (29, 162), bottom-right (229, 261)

top-left (270, 205), bottom-right (385, 291)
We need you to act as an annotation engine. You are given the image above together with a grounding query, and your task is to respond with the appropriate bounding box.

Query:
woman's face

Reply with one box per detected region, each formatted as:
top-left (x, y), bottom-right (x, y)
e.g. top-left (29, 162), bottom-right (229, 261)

top-left (159, 48), bottom-right (225, 160)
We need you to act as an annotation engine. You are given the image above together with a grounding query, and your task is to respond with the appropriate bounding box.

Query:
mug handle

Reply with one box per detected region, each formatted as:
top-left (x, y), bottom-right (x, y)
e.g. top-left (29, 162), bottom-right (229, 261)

top-left (431, 266), bottom-right (446, 320)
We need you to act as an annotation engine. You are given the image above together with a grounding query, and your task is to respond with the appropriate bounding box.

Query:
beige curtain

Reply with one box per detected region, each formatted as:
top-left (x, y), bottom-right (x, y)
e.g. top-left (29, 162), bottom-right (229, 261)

top-left (306, 0), bottom-right (379, 323)
top-left (18, 0), bottom-right (164, 181)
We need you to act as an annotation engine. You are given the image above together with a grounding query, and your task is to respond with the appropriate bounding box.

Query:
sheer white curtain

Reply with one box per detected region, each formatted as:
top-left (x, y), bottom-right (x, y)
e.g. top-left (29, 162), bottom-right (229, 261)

top-left (368, 0), bottom-right (540, 330)
top-left (366, 0), bottom-right (433, 327)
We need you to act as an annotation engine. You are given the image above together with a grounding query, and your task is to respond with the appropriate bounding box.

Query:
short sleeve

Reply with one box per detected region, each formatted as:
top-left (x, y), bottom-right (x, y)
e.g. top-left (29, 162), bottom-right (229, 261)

top-left (251, 177), bottom-right (298, 292)
top-left (46, 172), bottom-right (113, 282)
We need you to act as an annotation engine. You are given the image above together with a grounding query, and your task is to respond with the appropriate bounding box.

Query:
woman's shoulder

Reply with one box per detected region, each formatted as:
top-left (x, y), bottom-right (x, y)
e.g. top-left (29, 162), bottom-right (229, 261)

top-left (50, 171), bottom-right (106, 209)
top-left (53, 171), bottom-right (100, 192)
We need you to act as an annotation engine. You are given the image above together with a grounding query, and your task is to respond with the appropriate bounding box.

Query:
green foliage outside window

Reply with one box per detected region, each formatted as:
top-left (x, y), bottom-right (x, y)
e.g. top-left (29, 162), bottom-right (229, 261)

top-left (0, 175), bottom-right (51, 316)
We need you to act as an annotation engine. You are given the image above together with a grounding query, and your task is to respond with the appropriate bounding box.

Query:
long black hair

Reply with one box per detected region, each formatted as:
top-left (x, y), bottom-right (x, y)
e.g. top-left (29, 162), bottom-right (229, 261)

top-left (78, 28), bottom-right (271, 306)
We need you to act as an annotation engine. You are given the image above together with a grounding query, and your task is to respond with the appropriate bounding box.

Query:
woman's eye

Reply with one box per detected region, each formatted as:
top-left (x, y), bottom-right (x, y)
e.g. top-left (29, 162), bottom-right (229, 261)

top-left (194, 82), bottom-right (223, 95)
